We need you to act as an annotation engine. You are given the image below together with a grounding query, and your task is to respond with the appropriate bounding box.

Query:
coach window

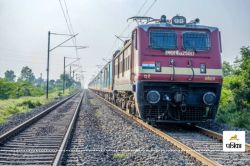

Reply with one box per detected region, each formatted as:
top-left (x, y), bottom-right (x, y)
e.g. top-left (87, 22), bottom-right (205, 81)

top-left (133, 30), bottom-right (137, 50)
top-left (127, 57), bottom-right (129, 70)
top-left (115, 64), bottom-right (118, 78)
top-left (118, 56), bottom-right (120, 78)
top-left (115, 58), bottom-right (119, 79)
top-left (128, 56), bottom-right (130, 70)
top-left (122, 53), bottom-right (125, 76)
top-left (106, 68), bottom-right (108, 86)
top-left (119, 55), bottom-right (122, 77)
top-left (103, 69), bottom-right (105, 87)
top-left (116, 64), bottom-right (118, 77)
top-left (125, 58), bottom-right (127, 70)
top-left (126, 57), bottom-right (128, 71)
top-left (105, 68), bottom-right (108, 87)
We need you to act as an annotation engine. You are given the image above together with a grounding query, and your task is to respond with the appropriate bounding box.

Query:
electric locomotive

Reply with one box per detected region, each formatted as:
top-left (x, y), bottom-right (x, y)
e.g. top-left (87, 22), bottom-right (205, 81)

top-left (89, 15), bottom-right (222, 124)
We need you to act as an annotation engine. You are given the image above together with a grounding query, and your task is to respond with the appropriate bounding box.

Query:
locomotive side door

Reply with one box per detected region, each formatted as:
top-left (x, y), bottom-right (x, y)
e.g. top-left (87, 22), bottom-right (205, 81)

top-left (130, 30), bottom-right (137, 84)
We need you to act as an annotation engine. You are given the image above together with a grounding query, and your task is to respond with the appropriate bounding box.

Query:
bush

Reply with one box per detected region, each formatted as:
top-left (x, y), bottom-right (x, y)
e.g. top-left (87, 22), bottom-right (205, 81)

top-left (17, 100), bottom-right (42, 109)
top-left (6, 106), bottom-right (20, 114)
top-left (232, 110), bottom-right (250, 130)
top-left (0, 79), bottom-right (44, 99)
top-left (58, 92), bottom-right (62, 96)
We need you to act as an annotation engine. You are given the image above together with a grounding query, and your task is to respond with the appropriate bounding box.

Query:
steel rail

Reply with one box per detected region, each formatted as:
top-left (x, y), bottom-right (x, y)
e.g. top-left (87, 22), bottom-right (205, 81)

top-left (0, 91), bottom-right (79, 144)
top-left (92, 91), bottom-right (220, 166)
top-left (52, 92), bottom-right (84, 166)
top-left (195, 125), bottom-right (250, 152)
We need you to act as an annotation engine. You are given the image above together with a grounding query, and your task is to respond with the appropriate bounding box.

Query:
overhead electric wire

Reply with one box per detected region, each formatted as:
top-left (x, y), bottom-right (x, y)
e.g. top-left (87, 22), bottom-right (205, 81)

top-left (62, 0), bottom-right (77, 46)
top-left (121, 0), bottom-right (157, 40)
top-left (143, 0), bottom-right (157, 16)
top-left (63, 0), bottom-right (74, 35)
top-left (105, 0), bottom-right (150, 60)
top-left (58, 0), bottom-right (73, 35)
top-left (61, 0), bottom-right (81, 73)
top-left (119, 0), bottom-right (149, 37)
top-left (58, 0), bottom-right (84, 85)
top-left (58, 0), bottom-right (78, 57)
top-left (136, 0), bottom-right (149, 16)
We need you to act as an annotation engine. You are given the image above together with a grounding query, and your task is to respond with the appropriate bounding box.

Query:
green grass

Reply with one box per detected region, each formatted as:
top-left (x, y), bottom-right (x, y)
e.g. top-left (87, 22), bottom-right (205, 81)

top-left (0, 89), bottom-right (75, 124)
top-left (95, 111), bottom-right (102, 118)
top-left (113, 153), bottom-right (127, 160)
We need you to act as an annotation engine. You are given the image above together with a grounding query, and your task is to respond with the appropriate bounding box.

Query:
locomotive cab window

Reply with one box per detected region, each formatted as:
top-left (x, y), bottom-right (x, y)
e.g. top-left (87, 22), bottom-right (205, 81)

top-left (183, 32), bottom-right (210, 51)
top-left (149, 30), bottom-right (177, 50)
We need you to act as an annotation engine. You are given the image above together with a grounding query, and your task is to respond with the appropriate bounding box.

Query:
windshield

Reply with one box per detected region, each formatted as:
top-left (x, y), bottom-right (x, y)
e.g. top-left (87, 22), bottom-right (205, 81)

top-left (150, 30), bottom-right (177, 50)
top-left (183, 32), bottom-right (210, 51)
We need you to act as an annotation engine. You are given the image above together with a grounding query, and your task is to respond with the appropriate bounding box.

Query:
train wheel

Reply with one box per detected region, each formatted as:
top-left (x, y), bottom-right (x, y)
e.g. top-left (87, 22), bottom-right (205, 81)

top-left (121, 100), bottom-right (126, 110)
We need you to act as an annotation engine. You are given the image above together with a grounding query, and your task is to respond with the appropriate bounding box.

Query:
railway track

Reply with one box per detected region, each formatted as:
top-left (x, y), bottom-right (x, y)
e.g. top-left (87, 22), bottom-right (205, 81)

top-left (61, 90), bottom-right (201, 165)
top-left (163, 126), bottom-right (250, 166)
top-left (92, 91), bottom-right (250, 166)
top-left (0, 91), bottom-right (83, 166)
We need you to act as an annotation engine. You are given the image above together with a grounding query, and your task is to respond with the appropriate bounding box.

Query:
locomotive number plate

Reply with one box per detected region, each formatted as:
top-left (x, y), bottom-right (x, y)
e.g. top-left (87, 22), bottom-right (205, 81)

top-left (205, 76), bottom-right (215, 81)
top-left (165, 50), bottom-right (195, 56)
top-left (143, 74), bottom-right (151, 79)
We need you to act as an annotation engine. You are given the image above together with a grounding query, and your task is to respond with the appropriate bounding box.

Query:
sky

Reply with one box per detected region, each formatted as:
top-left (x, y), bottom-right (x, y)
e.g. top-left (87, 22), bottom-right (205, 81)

top-left (0, 0), bottom-right (249, 87)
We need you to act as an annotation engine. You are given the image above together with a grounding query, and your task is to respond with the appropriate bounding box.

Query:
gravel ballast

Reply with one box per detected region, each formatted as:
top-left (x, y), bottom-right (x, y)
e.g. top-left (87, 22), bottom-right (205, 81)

top-left (62, 91), bottom-right (201, 166)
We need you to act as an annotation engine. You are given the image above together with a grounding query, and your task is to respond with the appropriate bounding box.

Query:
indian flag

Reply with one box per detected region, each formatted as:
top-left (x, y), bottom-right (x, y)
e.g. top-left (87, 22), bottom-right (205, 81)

top-left (142, 61), bottom-right (155, 69)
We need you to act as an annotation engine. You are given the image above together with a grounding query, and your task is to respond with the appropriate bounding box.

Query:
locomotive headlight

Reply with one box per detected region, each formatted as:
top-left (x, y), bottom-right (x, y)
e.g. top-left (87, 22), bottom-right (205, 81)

top-left (160, 15), bottom-right (167, 23)
top-left (147, 90), bottom-right (160, 104)
top-left (203, 92), bottom-right (216, 105)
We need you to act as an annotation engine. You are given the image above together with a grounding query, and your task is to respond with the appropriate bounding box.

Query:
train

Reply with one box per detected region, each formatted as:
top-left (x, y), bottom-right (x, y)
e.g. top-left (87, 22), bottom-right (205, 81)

top-left (88, 15), bottom-right (222, 124)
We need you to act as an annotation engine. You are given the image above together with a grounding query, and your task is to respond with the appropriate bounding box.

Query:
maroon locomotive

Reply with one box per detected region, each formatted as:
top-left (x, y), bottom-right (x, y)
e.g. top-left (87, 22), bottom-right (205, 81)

top-left (89, 15), bottom-right (222, 124)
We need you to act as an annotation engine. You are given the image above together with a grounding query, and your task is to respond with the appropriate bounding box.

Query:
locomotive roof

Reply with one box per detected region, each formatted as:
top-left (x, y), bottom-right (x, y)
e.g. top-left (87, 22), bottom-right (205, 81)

top-left (112, 40), bottom-right (132, 59)
top-left (138, 23), bottom-right (218, 32)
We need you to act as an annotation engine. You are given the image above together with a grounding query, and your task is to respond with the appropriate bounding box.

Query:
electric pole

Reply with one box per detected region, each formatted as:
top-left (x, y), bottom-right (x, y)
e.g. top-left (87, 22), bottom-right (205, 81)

top-left (45, 31), bottom-right (81, 99)
top-left (45, 31), bottom-right (87, 98)
top-left (63, 57), bottom-right (66, 94)
top-left (46, 31), bottom-right (50, 99)
top-left (70, 65), bottom-right (72, 77)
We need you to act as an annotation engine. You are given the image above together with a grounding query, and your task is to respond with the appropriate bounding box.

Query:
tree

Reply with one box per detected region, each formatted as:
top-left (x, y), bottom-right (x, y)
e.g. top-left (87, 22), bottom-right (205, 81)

top-left (35, 77), bottom-right (44, 88)
top-left (55, 79), bottom-right (63, 90)
top-left (19, 66), bottom-right (35, 83)
top-left (4, 70), bottom-right (16, 81)
top-left (222, 61), bottom-right (234, 77)
top-left (49, 79), bottom-right (56, 89)
top-left (60, 73), bottom-right (74, 88)
top-left (217, 46), bottom-right (250, 129)
top-left (222, 47), bottom-right (250, 111)
top-left (232, 46), bottom-right (250, 109)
